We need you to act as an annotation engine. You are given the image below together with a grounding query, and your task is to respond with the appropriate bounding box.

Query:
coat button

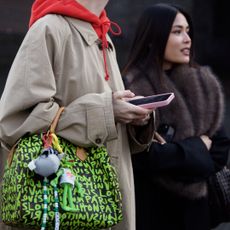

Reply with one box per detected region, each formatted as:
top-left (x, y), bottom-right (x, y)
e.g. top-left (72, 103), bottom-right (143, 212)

top-left (95, 138), bottom-right (102, 144)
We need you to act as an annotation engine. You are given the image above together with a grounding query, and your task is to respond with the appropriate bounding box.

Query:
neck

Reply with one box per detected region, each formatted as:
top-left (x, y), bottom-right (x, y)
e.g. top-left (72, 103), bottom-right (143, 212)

top-left (76, 0), bottom-right (109, 16)
top-left (163, 61), bottom-right (173, 71)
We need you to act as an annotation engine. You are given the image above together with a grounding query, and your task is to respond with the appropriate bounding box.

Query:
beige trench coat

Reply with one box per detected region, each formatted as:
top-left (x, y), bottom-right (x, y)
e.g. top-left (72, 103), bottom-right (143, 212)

top-left (0, 15), bottom-right (149, 230)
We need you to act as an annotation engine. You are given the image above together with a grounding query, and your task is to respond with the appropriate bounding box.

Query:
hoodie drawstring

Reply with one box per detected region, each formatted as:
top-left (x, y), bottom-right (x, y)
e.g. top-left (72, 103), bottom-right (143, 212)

top-left (100, 21), bottom-right (122, 81)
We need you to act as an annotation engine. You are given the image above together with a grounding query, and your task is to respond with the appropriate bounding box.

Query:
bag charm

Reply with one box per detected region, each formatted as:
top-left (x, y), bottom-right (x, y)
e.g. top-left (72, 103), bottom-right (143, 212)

top-left (28, 132), bottom-right (65, 230)
top-left (51, 161), bottom-right (83, 212)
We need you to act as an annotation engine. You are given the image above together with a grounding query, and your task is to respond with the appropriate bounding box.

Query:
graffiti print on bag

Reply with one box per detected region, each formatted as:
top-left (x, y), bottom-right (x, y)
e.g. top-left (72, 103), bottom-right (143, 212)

top-left (0, 134), bottom-right (123, 229)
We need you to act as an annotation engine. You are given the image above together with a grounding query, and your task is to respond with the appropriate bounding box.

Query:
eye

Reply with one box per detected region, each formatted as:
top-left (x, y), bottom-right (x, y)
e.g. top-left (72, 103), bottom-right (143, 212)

top-left (172, 30), bottom-right (181, 35)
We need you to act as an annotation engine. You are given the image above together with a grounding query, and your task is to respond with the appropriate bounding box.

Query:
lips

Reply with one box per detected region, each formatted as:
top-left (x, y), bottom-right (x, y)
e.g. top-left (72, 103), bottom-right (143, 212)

top-left (181, 48), bottom-right (190, 55)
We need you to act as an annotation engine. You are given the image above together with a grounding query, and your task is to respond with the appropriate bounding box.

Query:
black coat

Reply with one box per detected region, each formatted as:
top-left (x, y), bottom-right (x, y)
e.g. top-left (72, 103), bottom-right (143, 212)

top-left (132, 128), bottom-right (230, 230)
top-left (124, 65), bottom-right (230, 230)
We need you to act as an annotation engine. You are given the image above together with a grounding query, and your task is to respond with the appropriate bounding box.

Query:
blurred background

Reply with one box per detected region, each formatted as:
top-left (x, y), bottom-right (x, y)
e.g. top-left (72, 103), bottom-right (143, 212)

top-left (0, 0), bottom-right (229, 229)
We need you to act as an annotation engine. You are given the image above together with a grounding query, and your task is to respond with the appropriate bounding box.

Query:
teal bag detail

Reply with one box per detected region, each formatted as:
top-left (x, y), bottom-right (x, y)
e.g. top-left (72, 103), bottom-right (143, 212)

top-left (0, 109), bottom-right (123, 230)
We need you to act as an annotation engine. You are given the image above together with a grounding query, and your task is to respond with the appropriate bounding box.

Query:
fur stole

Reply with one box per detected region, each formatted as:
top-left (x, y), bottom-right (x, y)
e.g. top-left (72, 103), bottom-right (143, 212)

top-left (125, 64), bottom-right (225, 199)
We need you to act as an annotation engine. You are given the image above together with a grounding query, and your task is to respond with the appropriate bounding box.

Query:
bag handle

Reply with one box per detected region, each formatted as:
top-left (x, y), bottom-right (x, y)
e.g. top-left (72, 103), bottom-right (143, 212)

top-left (7, 107), bottom-right (65, 167)
top-left (50, 107), bottom-right (65, 133)
top-left (153, 131), bottom-right (166, 144)
top-left (152, 111), bottom-right (166, 144)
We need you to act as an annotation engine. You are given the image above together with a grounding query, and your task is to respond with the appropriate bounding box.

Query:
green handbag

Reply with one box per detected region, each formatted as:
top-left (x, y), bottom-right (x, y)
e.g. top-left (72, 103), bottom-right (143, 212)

top-left (0, 108), bottom-right (123, 229)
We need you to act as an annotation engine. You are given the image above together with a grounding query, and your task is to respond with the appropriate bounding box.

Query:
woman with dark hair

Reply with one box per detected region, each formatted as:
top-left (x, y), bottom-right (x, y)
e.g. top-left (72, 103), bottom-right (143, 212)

top-left (123, 3), bottom-right (230, 230)
top-left (0, 0), bottom-right (153, 229)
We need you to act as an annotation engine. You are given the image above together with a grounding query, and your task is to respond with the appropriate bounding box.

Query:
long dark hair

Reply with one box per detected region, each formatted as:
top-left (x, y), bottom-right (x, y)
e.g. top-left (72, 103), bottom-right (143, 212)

top-left (123, 3), bottom-right (195, 81)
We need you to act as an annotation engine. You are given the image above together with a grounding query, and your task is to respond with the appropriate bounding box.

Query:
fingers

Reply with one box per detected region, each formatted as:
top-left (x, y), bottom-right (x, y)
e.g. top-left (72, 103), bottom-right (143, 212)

top-left (113, 90), bottom-right (152, 124)
top-left (200, 135), bottom-right (212, 150)
top-left (131, 113), bottom-right (151, 126)
top-left (113, 90), bottom-right (135, 100)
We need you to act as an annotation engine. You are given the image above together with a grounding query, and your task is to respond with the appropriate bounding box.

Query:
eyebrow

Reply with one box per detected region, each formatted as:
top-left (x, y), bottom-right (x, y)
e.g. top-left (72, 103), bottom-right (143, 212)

top-left (172, 25), bottom-right (190, 30)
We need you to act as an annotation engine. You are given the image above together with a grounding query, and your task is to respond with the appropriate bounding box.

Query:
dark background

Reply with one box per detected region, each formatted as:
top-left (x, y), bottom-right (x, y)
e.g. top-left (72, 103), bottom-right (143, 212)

top-left (0, 1), bottom-right (229, 229)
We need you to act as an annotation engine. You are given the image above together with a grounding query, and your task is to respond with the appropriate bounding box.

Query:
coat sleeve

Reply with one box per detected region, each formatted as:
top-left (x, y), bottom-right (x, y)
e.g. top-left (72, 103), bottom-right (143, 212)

top-left (127, 113), bottom-right (155, 154)
top-left (132, 136), bottom-right (216, 181)
top-left (0, 19), bottom-right (117, 150)
top-left (55, 91), bottom-right (117, 148)
top-left (209, 127), bottom-right (230, 171)
top-left (0, 22), bottom-right (60, 149)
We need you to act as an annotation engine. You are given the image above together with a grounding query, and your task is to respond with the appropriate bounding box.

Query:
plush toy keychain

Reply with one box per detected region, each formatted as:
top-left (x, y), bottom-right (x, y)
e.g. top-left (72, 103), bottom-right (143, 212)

top-left (28, 133), bottom-right (65, 230)
top-left (50, 160), bottom-right (83, 212)
top-left (28, 147), bottom-right (65, 177)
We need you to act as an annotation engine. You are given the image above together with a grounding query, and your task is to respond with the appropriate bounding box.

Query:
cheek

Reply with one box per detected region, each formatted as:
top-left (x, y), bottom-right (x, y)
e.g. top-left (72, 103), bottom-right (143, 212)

top-left (164, 43), bottom-right (189, 64)
top-left (164, 43), bottom-right (179, 62)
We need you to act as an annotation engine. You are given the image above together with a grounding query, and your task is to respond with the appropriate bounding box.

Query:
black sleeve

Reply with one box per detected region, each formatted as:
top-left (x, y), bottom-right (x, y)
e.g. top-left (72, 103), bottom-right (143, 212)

top-left (132, 136), bottom-right (215, 181)
top-left (209, 127), bottom-right (230, 171)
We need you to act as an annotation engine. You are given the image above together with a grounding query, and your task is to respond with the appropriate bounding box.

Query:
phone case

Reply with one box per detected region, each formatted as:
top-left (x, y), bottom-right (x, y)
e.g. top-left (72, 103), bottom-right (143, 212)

top-left (128, 92), bottom-right (175, 109)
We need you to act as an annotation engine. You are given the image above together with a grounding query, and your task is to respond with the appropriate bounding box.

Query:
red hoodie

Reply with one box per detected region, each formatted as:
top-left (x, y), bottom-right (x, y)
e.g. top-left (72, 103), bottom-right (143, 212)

top-left (29, 0), bottom-right (121, 80)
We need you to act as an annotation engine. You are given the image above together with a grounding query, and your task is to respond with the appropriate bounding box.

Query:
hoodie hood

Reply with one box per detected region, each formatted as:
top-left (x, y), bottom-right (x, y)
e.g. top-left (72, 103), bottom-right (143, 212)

top-left (29, 0), bottom-right (110, 40)
top-left (29, 0), bottom-right (121, 80)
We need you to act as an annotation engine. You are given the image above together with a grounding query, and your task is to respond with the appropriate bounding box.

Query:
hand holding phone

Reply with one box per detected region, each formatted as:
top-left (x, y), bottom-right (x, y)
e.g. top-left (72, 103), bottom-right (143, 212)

top-left (112, 90), bottom-right (151, 124)
top-left (128, 92), bottom-right (175, 109)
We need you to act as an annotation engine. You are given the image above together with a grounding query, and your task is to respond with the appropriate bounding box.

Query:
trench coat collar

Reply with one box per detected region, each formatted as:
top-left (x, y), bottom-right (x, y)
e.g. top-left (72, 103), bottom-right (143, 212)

top-left (65, 16), bottom-right (99, 46)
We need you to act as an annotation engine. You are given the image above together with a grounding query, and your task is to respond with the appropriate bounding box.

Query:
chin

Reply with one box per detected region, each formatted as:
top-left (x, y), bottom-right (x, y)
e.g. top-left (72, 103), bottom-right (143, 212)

top-left (183, 57), bottom-right (190, 63)
top-left (178, 59), bottom-right (190, 64)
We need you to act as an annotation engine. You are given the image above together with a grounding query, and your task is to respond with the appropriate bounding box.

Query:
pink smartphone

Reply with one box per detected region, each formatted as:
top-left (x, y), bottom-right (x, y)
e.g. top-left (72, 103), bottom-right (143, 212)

top-left (128, 92), bottom-right (175, 109)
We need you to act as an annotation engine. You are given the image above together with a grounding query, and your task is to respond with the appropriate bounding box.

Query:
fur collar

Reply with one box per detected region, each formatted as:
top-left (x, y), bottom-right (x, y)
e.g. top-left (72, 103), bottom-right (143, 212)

top-left (125, 64), bottom-right (224, 140)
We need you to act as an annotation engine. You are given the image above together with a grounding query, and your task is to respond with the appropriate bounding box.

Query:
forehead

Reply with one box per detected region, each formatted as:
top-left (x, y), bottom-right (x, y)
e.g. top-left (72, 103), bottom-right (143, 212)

top-left (172, 13), bottom-right (189, 27)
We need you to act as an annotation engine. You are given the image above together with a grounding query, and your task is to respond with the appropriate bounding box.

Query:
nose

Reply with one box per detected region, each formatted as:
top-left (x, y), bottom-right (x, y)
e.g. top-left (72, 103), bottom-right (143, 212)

top-left (183, 32), bottom-right (191, 43)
